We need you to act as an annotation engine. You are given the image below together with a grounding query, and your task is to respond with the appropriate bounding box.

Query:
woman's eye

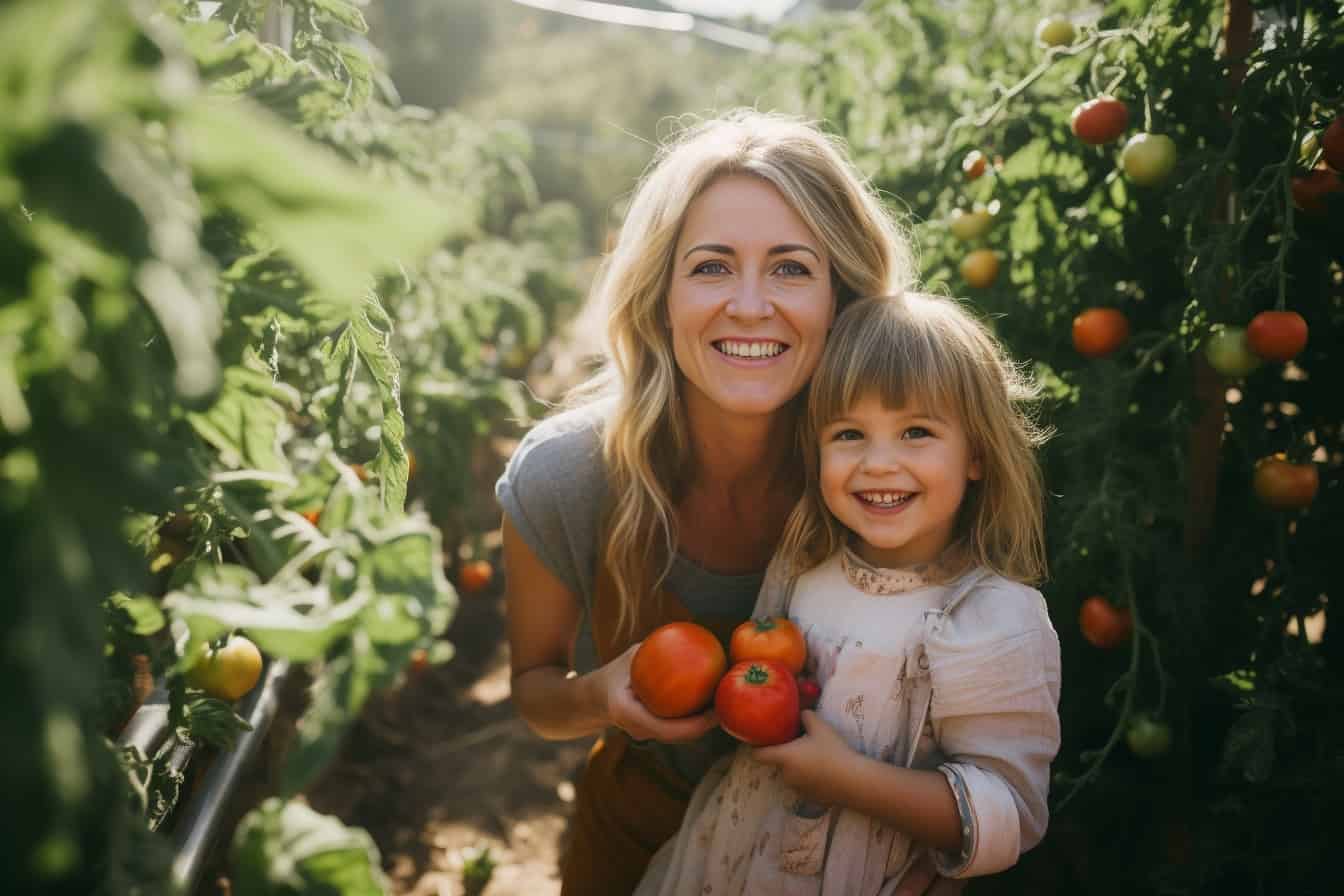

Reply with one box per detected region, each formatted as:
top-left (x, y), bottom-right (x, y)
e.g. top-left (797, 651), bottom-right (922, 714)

top-left (692, 260), bottom-right (730, 275)
top-left (776, 260), bottom-right (810, 276)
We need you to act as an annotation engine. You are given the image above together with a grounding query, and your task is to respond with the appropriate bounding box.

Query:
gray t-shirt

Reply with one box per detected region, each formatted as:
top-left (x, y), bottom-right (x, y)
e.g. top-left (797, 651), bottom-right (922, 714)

top-left (495, 402), bottom-right (765, 781)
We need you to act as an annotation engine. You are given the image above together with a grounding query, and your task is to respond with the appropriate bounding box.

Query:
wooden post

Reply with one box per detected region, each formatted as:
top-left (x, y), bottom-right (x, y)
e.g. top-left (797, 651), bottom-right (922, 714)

top-left (1184, 0), bottom-right (1253, 556)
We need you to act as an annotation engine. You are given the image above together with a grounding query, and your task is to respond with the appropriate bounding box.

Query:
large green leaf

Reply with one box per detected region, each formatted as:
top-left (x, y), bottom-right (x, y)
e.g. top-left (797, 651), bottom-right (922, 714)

top-left (230, 798), bottom-right (387, 896)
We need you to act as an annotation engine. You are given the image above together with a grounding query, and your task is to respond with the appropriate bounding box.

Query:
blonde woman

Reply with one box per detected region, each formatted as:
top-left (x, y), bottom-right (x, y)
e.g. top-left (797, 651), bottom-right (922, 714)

top-left (636, 294), bottom-right (1061, 895)
top-left (496, 111), bottom-right (963, 894)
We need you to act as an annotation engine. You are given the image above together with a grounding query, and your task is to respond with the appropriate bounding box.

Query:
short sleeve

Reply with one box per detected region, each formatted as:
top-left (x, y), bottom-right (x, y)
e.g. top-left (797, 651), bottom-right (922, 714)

top-left (924, 579), bottom-right (1062, 878)
top-left (494, 405), bottom-right (609, 603)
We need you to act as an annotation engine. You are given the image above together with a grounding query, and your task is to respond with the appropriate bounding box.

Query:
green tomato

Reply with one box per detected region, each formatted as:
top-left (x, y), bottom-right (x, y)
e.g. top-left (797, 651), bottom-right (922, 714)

top-left (1035, 17), bottom-right (1077, 47)
top-left (1203, 327), bottom-right (1262, 377)
top-left (1120, 133), bottom-right (1179, 186)
top-left (1126, 714), bottom-right (1172, 758)
top-left (948, 208), bottom-right (994, 241)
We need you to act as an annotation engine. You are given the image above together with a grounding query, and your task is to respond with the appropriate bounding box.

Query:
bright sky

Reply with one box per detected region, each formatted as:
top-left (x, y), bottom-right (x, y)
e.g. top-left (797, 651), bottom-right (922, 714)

top-left (663, 0), bottom-right (800, 22)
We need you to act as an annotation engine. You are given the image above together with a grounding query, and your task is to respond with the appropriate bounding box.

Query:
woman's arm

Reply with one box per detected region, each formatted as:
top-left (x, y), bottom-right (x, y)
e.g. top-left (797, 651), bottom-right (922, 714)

top-left (503, 515), bottom-right (718, 743)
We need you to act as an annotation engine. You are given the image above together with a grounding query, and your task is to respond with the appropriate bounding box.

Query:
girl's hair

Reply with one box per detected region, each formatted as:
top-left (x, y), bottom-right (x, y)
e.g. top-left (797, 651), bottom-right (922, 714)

top-left (777, 293), bottom-right (1051, 584)
top-left (570, 109), bottom-right (915, 639)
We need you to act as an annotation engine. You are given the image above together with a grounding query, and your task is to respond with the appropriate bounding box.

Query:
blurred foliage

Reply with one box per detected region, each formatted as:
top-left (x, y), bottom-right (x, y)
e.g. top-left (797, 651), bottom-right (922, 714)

top-left (763, 0), bottom-right (1342, 892)
top-left (0, 0), bottom-right (579, 892)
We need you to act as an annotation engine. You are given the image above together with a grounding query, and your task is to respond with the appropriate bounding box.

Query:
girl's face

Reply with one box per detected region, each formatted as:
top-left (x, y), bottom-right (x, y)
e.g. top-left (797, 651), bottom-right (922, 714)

top-left (819, 392), bottom-right (982, 569)
top-left (667, 175), bottom-right (836, 422)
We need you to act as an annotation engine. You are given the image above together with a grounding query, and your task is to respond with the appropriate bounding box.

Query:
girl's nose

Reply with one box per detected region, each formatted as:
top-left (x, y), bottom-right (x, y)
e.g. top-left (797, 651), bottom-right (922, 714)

top-left (860, 443), bottom-right (904, 474)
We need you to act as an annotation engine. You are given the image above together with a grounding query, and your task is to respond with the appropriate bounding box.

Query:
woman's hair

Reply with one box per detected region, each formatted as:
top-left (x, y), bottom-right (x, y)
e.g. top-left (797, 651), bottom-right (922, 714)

top-left (777, 293), bottom-right (1051, 584)
top-left (572, 109), bottom-right (915, 639)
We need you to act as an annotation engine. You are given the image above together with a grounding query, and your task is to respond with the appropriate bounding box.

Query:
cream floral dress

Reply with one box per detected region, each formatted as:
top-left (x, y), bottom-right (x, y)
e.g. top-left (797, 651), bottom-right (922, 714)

top-left (635, 548), bottom-right (1062, 896)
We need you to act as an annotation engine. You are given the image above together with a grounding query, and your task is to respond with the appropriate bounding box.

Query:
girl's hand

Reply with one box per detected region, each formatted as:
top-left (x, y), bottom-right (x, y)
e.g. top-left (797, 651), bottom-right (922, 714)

top-left (752, 710), bottom-right (856, 805)
top-left (594, 643), bottom-right (719, 744)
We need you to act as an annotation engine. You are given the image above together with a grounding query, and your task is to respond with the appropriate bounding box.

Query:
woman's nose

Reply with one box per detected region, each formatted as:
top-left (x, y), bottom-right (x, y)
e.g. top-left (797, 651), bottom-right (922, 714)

top-left (725, 278), bottom-right (775, 321)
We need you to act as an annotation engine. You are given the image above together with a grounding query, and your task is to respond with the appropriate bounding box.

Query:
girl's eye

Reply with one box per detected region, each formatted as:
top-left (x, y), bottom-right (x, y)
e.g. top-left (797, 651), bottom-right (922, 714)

top-left (832, 428), bottom-right (863, 442)
top-left (776, 259), bottom-right (810, 276)
top-left (692, 260), bottom-right (730, 275)
top-left (903, 426), bottom-right (932, 440)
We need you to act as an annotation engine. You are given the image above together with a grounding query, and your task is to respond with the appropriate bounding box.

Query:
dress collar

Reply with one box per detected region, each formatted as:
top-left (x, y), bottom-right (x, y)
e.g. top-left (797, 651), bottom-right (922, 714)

top-left (840, 545), bottom-right (942, 596)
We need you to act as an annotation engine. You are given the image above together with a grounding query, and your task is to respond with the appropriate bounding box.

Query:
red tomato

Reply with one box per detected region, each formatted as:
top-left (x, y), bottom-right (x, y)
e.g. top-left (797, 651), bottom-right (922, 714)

top-left (1252, 455), bottom-right (1319, 511)
top-left (1078, 596), bottom-right (1131, 649)
top-left (1072, 308), bottom-right (1130, 358)
top-left (715, 660), bottom-right (801, 747)
top-left (730, 616), bottom-right (806, 675)
top-left (796, 676), bottom-right (822, 711)
top-left (631, 622), bottom-right (727, 718)
top-left (1322, 115), bottom-right (1344, 171)
top-left (962, 149), bottom-right (988, 181)
top-left (458, 559), bottom-right (494, 595)
top-left (1070, 96), bottom-right (1129, 145)
top-left (1245, 310), bottom-right (1307, 362)
top-left (1291, 168), bottom-right (1343, 215)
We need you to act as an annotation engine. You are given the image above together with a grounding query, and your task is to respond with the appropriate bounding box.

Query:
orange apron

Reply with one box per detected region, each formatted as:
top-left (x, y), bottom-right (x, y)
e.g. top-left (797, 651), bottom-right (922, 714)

top-left (558, 563), bottom-right (742, 896)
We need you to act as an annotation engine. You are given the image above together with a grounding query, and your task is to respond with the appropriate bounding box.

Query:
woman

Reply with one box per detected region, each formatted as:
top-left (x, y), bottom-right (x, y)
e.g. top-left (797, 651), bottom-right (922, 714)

top-left (497, 110), bottom-right (949, 894)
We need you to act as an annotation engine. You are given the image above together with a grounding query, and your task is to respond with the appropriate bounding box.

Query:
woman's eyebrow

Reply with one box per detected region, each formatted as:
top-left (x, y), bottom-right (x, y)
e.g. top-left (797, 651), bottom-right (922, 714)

top-left (681, 243), bottom-right (821, 261)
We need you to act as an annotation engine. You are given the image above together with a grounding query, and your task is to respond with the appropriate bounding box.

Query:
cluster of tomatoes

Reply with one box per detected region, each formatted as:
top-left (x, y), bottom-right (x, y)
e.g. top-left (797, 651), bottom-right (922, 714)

top-left (630, 617), bottom-right (821, 748)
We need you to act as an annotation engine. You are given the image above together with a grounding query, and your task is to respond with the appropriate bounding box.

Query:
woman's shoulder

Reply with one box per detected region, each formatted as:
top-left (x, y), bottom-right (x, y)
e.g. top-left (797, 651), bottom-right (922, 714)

top-left (496, 401), bottom-right (612, 519)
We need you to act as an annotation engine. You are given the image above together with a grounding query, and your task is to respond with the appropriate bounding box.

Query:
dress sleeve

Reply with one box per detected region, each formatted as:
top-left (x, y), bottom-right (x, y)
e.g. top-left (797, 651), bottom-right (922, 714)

top-left (923, 581), bottom-right (1062, 878)
top-left (494, 409), bottom-right (607, 601)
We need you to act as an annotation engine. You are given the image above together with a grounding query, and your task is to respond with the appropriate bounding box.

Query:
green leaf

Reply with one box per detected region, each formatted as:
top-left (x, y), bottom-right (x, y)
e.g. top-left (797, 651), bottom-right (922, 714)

top-left (188, 356), bottom-right (299, 474)
top-left (231, 797), bottom-right (387, 896)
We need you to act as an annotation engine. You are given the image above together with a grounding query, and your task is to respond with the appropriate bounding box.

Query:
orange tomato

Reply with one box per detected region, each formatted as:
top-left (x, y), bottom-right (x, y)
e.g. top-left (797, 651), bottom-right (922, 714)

top-left (1078, 597), bottom-right (1131, 649)
top-left (631, 622), bottom-right (726, 718)
top-left (1070, 96), bottom-right (1129, 145)
top-left (960, 249), bottom-right (1000, 289)
top-left (730, 616), bottom-right (806, 676)
top-left (1245, 310), bottom-right (1307, 362)
top-left (1072, 308), bottom-right (1130, 358)
top-left (962, 149), bottom-right (988, 180)
top-left (1252, 455), bottom-right (1318, 510)
top-left (458, 559), bottom-right (494, 595)
top-left (1291, 168), bottom-right (1343, 215)
top-left (188, 635), bottom-right (264, 701)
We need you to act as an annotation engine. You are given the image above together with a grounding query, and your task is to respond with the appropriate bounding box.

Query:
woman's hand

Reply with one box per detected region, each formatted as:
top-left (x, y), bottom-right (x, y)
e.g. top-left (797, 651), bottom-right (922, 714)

top-left (594, 643), bottom-right (720, 744)
top-left (751, 710), bottom-right (856, 805)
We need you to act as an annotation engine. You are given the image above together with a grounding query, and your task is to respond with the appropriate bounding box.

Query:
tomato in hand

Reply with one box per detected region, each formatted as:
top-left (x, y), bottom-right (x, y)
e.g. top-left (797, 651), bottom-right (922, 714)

top-left (188, 634), bottom-right (264, 701)
top-left (1072, 308), bottom-right (1130, 358)
top-left (458, 559), bottom-right (494, 594)
top-left (1321, 115), bottom-right (1344, 171)
top-left (1203, 327), bottom-right (1261, 378)
top-left (1245, 310), bottom-right (1307, 362)
top-left (1070, 96), bottom-right (1129, 145)
top-left (1126, 714), bottom-right (1172, 758)
top-left (730, 616), bottom-right (806, 675)
top-left (716, 660), bottom-right (801, 747)
top-left (1078, 596), bottom-right (1131, 649)
top-left (960, 249), bottom-right (1000, 289)
top-left (1252, 455), bottom-right (1318, 511)
top-left (631, 622), bottom-right (727, 718)
top-left (796, 676), bottom-right (822, 711)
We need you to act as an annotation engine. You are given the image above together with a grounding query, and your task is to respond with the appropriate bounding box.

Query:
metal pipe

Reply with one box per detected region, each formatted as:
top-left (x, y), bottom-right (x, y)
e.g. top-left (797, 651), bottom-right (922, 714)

top-left (169, 659), bottom-right (290, 893)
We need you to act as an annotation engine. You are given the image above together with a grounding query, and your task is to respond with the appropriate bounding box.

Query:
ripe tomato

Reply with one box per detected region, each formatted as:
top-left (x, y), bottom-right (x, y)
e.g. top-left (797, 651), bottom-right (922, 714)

top-left (959, 248), bottom-right (1000, 288)
top-left (948, 207), bottom-right (994, 241)
top-left (1290, 168), bottom-right (1343, 215)
top-left (1070, 96), bottom-right (1129, 145)
top-left (631, 622), bottom-right (727, 718)
top-left (1035, 16), bottom-right (1076, 48)
top-left (301, 508), bottom-right (322, 525)
top-left (1203, 327), bottom-right (1261, 377)
top-left (715, 660), bottom-right (801, 747)
top-left (730, 616), bottom-right (806, 675)
top-left (1078, 596), bottom-right (1131, 649)
top-left (961, 150), bottom-right (988, 181)
top-left (188, 634), bottom-right (264, 701)
top-left (1322, 115), bottom-right (1344, 171)
top-left (408, 647), bottom-right (430, 679)
top-left (1072, 308), bottom-right (1130, 358)
top-left (1120, 133), bottom-right (1178, 186)
top-left (1245, 310), bottom-right (1307, 362)
top-left (1125, 714), bottom-right (1172, 758)
top-left (458, 559), bottom-right (494, 595)
top-left (1252, 455), bottom-right (1319, 511)
top-left (796, 676), bottom-right (822, 711)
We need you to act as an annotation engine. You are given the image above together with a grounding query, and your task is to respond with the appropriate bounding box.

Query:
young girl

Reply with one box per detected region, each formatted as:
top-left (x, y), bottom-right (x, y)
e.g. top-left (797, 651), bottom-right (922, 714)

top-left (636, 293), bottom-right (1062, 895)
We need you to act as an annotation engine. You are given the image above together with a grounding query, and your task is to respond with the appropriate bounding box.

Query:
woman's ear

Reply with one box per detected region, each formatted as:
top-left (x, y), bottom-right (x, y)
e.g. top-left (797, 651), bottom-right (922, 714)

top-left (968, 455), bottom-right (984, 481)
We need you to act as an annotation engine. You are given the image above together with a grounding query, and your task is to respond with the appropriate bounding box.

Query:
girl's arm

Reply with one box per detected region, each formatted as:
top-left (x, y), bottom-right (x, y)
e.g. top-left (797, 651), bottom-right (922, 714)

top-left (503, 515), bottom-right (718, 743)
top-left (753, 710), bottom-right (964, 852)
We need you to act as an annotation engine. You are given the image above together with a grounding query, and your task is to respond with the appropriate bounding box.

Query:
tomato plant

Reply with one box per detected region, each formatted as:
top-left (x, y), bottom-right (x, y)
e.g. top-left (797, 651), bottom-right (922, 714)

top-left (1120, 133), bottom-right (1178, 186)
top-left (1245, 310), bottom-right (1308, 362)
top-left (1070, 96), bottom-right (1129, 145)
top-left (187, 635), bottom-right (265, 702)
top-left (1252, 455), bottom-right (1319, 510)
top-left (458, 559), bottom-right (494, 595)
top-left (715, 660), bottom-right (801, 747)
top-left (630, 622), bottom-right (727, 718)
top-left (729, 616), bottom-right (806, 675)
top-left (1203, 327), bottom-right (1261, 377)
top-left (959, 248), bottom-right (1000, 288)
top-left (1079, 597), bottom-right (1132, 649)
top-left (1072, 308), bottom-right (1130, 358)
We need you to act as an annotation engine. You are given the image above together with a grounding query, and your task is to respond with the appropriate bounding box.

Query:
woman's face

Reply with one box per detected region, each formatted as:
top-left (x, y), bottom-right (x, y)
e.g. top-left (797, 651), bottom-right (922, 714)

top-left (667, 175), bottom-right (837, 422)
